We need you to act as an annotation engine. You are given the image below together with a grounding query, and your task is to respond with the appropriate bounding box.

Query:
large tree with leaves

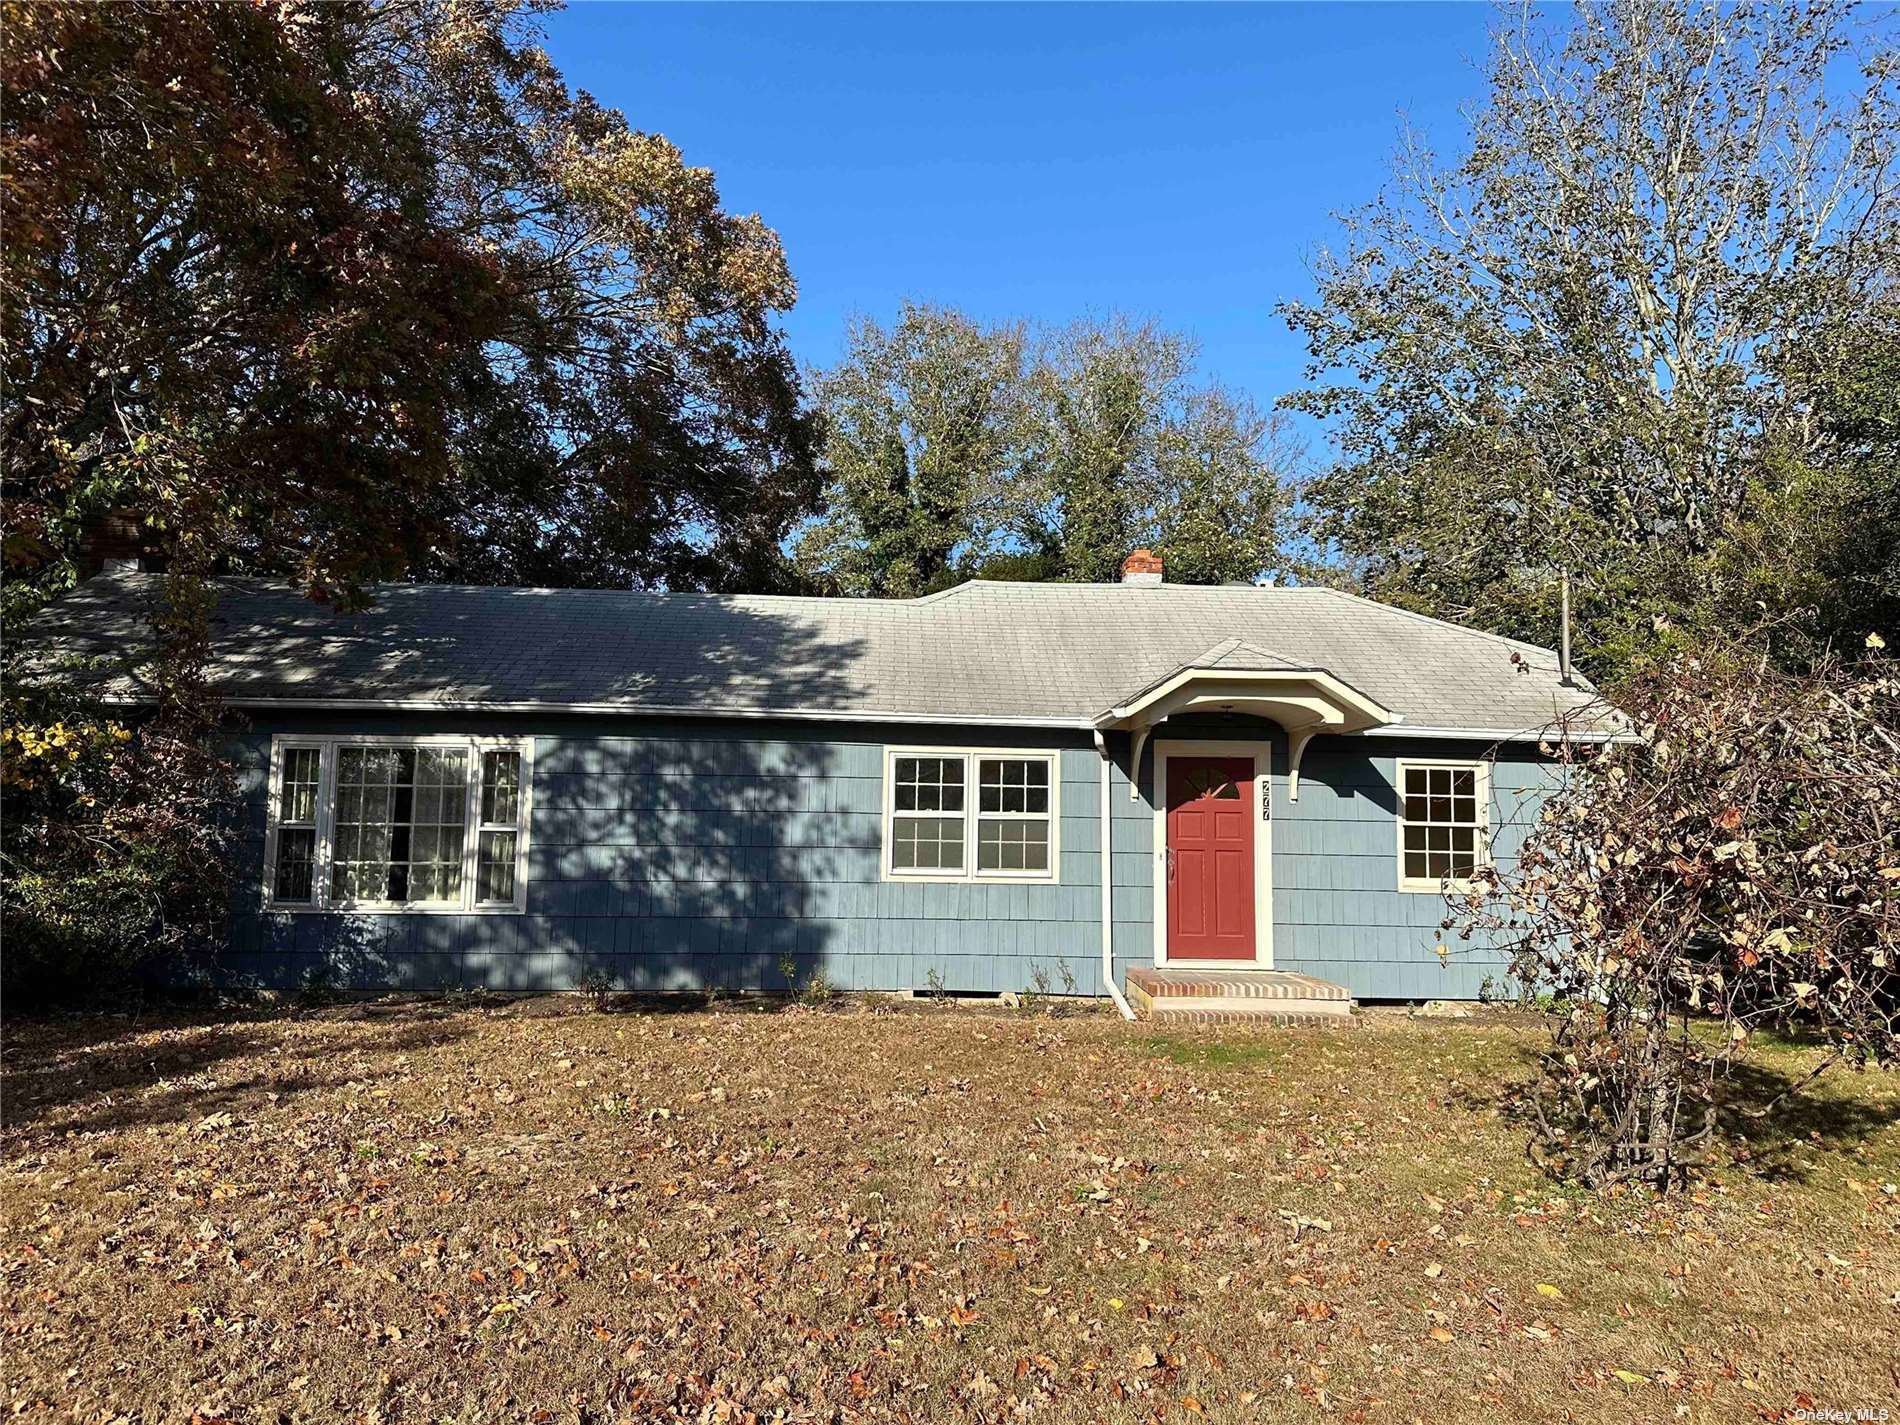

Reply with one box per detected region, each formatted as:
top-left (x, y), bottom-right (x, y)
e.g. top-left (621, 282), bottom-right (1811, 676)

top-left (1016, 318), bottom-right (1293, 585)
top-left (1714, 305), bottom-right (1900, 652)
top-left (1, 0), bottom-right (821, 996)
top-left (798, 306), bottom-right (1295, 595)
top-left (2, 0), bottom-right (819, 609)
top-left (794, 304), bottom-right (1030, 597)
top-left (1282, 0), bottom-right (1900, 675)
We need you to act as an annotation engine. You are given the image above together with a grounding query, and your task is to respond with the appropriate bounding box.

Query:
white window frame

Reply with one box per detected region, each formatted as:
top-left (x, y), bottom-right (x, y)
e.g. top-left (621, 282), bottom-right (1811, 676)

top-left (262, 734), bottom-right (534, 914)
top-left (1394, 757), bottom-right (1491, 893)
top-left (882, 747), bottom-right (1061, 884)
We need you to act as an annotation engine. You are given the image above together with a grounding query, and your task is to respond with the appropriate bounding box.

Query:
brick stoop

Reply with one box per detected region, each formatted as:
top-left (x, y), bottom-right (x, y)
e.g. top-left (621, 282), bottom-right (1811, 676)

top-left (1126, 967), bottom-right (1354, 1024)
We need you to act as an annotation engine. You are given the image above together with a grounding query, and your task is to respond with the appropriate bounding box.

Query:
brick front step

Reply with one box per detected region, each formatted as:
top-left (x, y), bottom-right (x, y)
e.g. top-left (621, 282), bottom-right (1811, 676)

top-left (1125, 967), bottom-right (1354, 1023)
top-left (1137, 1006), bottom-right (1358, 1026)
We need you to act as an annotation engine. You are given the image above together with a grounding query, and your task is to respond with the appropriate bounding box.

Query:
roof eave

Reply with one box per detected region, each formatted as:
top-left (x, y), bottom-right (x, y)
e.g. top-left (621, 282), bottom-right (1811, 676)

top-left (1095, 666), bottom-right (1398, 732)
top-left (100, 690), bottom-right (1101, 731)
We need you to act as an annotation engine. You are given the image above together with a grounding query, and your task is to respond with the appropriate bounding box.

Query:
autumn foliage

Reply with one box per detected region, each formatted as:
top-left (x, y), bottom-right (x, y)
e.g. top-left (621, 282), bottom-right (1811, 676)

top-left (1, 0), bottom-right (818, 607)
top-left (1, 578), bottom-right (236, 998)
top-left (1459, 635), bottom-right (1900, 1189)
top-left (1, 0), bottom-right (823, 987)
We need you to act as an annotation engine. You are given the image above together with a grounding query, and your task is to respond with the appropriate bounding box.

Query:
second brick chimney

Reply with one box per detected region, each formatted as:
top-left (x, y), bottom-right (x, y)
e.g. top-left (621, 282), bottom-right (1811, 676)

top-left (1119, 548), bottom-right (1164, 587)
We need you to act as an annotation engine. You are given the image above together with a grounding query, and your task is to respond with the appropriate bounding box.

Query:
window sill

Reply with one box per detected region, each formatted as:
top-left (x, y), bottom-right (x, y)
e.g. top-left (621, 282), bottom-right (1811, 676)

top-left (261, 902), bottom-right (528, 916)
top-left (1397, 876), bottom-right (1487, 896)
top-left (883, 871), bottom-right (1061, 887)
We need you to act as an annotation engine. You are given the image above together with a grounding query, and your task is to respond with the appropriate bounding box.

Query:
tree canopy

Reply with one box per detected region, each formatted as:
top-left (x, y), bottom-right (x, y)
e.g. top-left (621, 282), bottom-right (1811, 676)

top-left (794, 305), bottom-right (1030, 598)
top-left (1, 0), bottom-right (820, 609)
top-left (1, 0), bottom-right (823, 995)
top-left (1282, 0), bottom-right (1900, 675)
top-left (797, 305), bottom-right (1296, 596)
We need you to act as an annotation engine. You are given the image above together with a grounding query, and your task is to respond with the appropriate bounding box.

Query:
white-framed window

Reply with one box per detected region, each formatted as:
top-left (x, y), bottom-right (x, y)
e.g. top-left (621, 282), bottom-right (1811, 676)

top-left (884, 748), bottom-right (1059, 882)
top-left (263, 735), bottom-right (533, 913)
top-left (1395, 758), bottom-right (1489, 892)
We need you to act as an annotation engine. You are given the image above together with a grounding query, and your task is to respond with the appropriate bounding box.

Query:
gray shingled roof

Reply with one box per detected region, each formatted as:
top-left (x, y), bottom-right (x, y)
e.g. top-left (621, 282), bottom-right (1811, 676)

top-left (1191, 638), bottom-right (1312, 673)
top-left (39, 570), bottom-right (1613, 737)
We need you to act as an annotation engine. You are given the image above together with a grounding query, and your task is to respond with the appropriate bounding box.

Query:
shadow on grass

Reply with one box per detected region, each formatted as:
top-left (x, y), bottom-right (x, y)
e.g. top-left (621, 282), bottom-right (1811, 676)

top-left (1453, 1036), bottom-right (1898, 1186)
top-left (0, 998), bottom-right (474, 1135)
top-left (0, 990), bottom-right (871, 1134)
top-left (1712, 1058), bottom-right (1900, 1182)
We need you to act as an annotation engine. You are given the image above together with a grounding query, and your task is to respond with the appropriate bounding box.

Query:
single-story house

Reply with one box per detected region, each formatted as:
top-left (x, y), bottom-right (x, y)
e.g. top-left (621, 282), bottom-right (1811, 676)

top-left (46, 551), bottom-right (1617, 1016)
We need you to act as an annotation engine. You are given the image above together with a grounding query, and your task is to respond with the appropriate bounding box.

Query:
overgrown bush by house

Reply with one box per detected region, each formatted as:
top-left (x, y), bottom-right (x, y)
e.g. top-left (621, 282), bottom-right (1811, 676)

top-left (1457, 633), bottom-right (1899, 1190)
top-left (1, 579), bottom-right (235, 1002)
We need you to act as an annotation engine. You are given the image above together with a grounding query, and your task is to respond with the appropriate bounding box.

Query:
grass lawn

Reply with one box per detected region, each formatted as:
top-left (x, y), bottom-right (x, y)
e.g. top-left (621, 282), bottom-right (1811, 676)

top-left (3, 998), bottom-right (1896, 1423)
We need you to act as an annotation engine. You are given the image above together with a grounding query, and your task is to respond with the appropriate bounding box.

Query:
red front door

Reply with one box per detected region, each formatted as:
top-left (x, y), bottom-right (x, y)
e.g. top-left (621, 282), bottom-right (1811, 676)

top-left (1165, 756), bottom-right (1256, 961)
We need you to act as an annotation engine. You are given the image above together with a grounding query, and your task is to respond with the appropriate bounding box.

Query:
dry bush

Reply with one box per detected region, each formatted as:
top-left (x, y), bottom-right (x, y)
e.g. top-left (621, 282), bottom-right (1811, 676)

top-left (1458, 634), bottom-right (1899, 1190)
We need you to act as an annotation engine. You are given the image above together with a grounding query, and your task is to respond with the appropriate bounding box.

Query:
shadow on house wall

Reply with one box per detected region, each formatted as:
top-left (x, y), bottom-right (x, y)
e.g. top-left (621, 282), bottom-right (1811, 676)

top-left (184, 585), bottom-right (872, 995)
top-left (47, 576), bottom-right (1109, 999)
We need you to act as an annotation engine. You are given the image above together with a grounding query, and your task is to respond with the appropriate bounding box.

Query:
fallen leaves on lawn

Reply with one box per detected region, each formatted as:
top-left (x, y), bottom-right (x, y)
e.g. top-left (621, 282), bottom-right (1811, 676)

top-left (1, 1003), bottom-right (1893, 1423)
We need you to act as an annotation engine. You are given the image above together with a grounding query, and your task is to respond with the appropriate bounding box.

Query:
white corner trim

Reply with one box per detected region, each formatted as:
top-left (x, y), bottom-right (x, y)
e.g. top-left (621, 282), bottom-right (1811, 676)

top-left (1149, 739), bottom-right (1274, 970)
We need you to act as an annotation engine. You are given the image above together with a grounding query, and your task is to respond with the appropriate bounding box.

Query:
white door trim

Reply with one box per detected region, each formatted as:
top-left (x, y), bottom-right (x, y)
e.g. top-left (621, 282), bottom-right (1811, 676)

top-left (1150, 738), bottom-right (1274, 969)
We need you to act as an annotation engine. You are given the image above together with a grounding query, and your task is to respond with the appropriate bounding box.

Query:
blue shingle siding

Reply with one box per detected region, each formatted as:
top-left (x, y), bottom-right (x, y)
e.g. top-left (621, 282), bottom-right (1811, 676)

top-left (1122, 720), bottom-right (1544, 1000)
top-left (1286, 738), bottom-right (1547, 1000)
top-left (220, 712), bottom-right (1553, 1000)
top-left (223, 714), bottom-right (1116, 997)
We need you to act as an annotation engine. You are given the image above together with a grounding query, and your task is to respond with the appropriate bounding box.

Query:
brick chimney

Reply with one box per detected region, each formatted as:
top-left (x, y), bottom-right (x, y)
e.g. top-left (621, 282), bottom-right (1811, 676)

top-left (1120, 548), bottom-right (1164, 587)
top-left (79, 512), bottom-right (154, 576)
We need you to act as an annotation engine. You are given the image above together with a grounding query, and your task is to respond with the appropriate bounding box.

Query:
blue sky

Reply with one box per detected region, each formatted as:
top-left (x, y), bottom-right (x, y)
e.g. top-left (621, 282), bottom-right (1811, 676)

top-left (539, 2), bottom-right (1502, 440)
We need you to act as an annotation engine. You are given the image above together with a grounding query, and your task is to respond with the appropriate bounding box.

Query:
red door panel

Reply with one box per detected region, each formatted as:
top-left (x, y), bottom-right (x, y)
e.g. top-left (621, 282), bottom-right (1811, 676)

top-left (1165, 756), bottom-right (1255, 960)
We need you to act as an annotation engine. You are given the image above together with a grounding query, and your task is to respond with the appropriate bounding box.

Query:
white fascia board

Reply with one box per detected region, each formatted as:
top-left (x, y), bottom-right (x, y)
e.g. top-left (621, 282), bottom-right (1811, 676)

top-left (1362, 723), bottom-right (1641, 745)
top-left (1099, 666), bottom-right (1396, 730)
top-left (98, 690), bottom-right (1633, 742)
top-left (128, 692), bottom-right (1097, 731)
